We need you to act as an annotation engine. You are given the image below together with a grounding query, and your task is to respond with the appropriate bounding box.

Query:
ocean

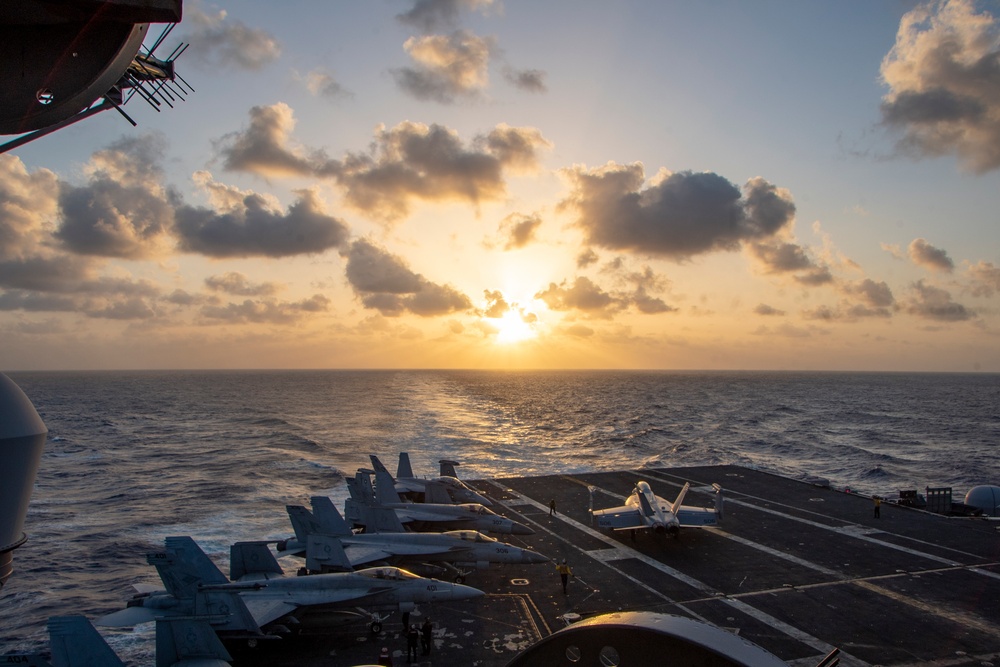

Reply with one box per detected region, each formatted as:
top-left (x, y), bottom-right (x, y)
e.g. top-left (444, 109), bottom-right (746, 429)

top-left (1, 369), bottom-right (998, 661)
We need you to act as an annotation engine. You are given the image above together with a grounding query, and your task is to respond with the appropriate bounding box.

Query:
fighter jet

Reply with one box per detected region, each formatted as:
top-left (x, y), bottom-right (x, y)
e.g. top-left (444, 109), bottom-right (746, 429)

top-left (8, 615), bottom-right (232, 667)
top-left (278, 496), bottom-right (547, 581)
top-left (591, 481), bottom-right (723, 537)
top-left (345, 470), bottom-right (533, 536)
top-left (370, 453), bottom-right (493, 506)
top-left (98, 536), bottom-right (484, 635)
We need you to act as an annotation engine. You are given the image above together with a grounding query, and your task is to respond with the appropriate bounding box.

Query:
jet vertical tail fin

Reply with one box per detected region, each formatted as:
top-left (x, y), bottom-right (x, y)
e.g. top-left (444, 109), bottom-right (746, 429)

top-left (439, 459), bottom-right (460, 478)
top-left (670, 482), bottom-right (691, 513)
top-left (230, 542), bottom-right (283, 581)
top-left (287, 504), bottom-right (321, 542)
top-left (423, 480), bottom-right (454, 504)
top-left (155, 618), bottom-right (232, 667)
top-left (369, 455), bottom-right (390, 474)
top-left (310, 496), bottom-right (353, 537)
top-left (397, 452), bottom-right (415, 479)
top-left (346, 473), bottom-right (369, 504)
top-left (193, 589), bottom-right (263, 635)
top-left (374, 469), bottom-right (403, 505)
top-left (48, 616), bottom-right (126, 667)
top-left (636, 487), bottom-right (657, 518)
top-left (149, 537), bottom-right (229, 600)
top-left (305, 534), bottom-right (353, 573)
top-left (363, 506), bottom-right (406, 533)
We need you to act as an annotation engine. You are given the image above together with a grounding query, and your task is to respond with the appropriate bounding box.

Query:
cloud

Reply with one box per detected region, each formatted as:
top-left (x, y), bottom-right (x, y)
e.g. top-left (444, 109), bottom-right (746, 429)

top-left (535, 277), bottom-right (623, 319)
top-left (215, 107), bottom-right (550, 221)
top-left (620, 266), bottom-right (675, 314)
top-left (968, 260), bottom-right (1000, 296)
top-left (205, 272), bottom-right (280, 297)
top-left (842, 278), bottom-right (895, 308)
top-left (880, 0), bottom-right (1000, 172)
top-left (905, 279), bottom-right (974, 321)
top-left (754, 303), bottom-right (785, 316)
top-left (393, 30), bottom-right (494, 103)
top-left (563, 163), bottom-right (795, 260)
top-left (396, 0), bottom-right (497, 32)
top-left (880, 242), bottom-right (905, 260)
top-left (183, 4), bottom-right (281, 70)
top-left (482, 289), bottom-right (509, 317)
top-left (576, 248), bottom-right (599, 268)
top-left (0, 154), bottom-right (60, 257)
top-left (199, 295), bottom-right (331, 324)
top-left (175, 187), bottom-right (350, 258)
top-left (495, 212), bottom-right (542, 250)
top-left (55, 135), bottom-right (177, 259)
top-left (747, 240), bottom-right (833, 285)
top-left (343, 239), bottom-right (472, 317)
top-left (298, 68), bottom-right (352, 99)
top-left (327, 121), bottom-right (550, 220)
top-left (216, 103), bottom-right (317, 178)
top-left (908, 237), bottom-right (954, 272)
top-left (503, 66), bottom-right (548, 93)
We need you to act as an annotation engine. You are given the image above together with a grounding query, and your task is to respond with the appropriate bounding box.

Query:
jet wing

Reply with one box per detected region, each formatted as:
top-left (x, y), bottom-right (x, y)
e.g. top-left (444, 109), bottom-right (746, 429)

top-left (343, 545), bottom-right (398, 567)
top-left (242, 598), bottom-right (300, 628)
top-left (345, 542), bottom-right (459, 567)
top-left (393, 507), bottom-right (457, 523)
top-left (592, 506), bottom-right (645, 530)
top-left (676, 506), bottom-right (718, 527)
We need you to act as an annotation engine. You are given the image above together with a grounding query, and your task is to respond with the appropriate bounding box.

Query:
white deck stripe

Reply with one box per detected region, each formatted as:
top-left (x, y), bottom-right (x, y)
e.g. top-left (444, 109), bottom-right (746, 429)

top-left (485, 479), bottom-right (869, 666)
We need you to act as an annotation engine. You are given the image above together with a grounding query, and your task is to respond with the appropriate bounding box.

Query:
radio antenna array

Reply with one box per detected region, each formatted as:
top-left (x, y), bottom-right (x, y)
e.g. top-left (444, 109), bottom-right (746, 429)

top-left (104, 24), bottom-right (194, 126)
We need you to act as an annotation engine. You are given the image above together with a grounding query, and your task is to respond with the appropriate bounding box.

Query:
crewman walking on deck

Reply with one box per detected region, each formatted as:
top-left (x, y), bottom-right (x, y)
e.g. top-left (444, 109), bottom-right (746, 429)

top-left (874, 496), bottom-right (881, 518)
top-left (556, 558), bottom-right (573, 593)
top-left (406, 625), bottom-right (419, 661)
top-left (550, 498), bottom-right (557, 516)
top-left (421, 617), bottom-right (433, 655)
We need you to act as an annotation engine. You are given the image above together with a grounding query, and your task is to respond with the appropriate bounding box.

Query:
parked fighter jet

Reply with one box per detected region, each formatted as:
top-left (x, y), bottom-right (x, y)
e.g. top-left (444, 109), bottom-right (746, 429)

top-left (591, 481), bottom-right (723, 537)
top-left (345, 470), bottom-right (533, 535)
top-left (278, 496), bottom-right (547, 581)
top-left (98, 536), bottom-right (484, 635)
top-left (370, 453), bottom-right (493, 506)
top-left (8, 615), bottom-right (232, 667)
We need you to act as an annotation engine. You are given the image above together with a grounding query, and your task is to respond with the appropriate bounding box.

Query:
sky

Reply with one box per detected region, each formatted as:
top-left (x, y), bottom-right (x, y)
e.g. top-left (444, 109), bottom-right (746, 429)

top-left (2, 0), bottom-right (999, 372)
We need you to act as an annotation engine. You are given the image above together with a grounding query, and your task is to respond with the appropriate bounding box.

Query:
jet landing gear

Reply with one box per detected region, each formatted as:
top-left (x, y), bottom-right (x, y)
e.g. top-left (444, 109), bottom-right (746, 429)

top-left (367, 612), bottom-right (389, 633)
top-left (439, 561), bottom-right (473, 584)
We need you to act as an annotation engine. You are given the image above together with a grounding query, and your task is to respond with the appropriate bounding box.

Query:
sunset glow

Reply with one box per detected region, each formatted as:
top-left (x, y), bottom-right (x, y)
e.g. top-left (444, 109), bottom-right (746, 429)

top-left (1, 1), bottom-right (998, 372)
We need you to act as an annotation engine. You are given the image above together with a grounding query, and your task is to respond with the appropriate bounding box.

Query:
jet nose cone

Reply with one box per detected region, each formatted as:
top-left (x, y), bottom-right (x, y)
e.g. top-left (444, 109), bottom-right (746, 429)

top-left (450, 582), bottom-right (486, 601)
top-left (510, 521), bottom-right (533, 535)
top-left (521, 549), bottom-right (549, 564)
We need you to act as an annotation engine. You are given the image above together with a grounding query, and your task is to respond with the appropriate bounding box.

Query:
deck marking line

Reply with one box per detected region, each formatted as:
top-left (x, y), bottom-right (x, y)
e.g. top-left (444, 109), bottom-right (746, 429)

top-left (852, 579), bottom-right (1000, 640)
top-left (641, 469), bottom-right (991, 562)
top-left (482, 481), bottom-right (713, 623)
top-left (639, 471), bottom-right (965, 569)
top-left (489, 479), bottom-right (869, 665)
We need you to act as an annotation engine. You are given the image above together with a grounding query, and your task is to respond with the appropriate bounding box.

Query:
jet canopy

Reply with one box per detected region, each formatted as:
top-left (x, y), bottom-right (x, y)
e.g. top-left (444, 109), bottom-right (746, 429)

top-left (357, 567), bottom-right (421, 581)
top-left (458, 504), bottom-right (496, 516)
top-left (443, 530), bottom-right (495, 543)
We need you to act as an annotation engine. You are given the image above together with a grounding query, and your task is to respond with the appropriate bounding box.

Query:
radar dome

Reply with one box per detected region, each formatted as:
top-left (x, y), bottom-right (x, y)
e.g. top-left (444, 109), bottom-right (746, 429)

top-left (964, 486), bottom-right (1000, 518)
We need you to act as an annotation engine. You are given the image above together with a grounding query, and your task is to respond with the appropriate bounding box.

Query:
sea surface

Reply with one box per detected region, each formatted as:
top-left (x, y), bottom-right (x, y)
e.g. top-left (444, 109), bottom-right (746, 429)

top-left (1, 369), bottom-right (998, 661)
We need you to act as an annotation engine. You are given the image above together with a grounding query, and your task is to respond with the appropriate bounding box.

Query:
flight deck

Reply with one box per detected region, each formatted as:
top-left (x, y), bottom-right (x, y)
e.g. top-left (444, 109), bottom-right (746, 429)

top-left (233, 466), bottom-right (1000, 666)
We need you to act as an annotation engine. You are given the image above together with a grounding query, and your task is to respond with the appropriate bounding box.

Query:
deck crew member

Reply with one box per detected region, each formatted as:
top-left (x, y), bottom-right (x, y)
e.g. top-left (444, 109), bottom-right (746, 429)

top-left (556, 558), bottom-right (573, 594)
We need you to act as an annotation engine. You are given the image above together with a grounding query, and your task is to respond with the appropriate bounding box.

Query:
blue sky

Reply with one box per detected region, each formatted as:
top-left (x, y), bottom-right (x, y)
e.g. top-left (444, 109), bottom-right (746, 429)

top-left (2, 0), bottom-right (999, 371)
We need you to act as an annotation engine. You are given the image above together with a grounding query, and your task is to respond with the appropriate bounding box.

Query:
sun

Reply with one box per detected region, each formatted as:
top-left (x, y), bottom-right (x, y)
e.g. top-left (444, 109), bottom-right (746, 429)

top-left (494, 309), bottom-right (537, 344)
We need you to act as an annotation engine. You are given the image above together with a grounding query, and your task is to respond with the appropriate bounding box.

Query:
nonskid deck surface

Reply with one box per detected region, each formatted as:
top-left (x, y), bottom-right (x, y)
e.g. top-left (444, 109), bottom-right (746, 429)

top-left (233, 466), bottom-right (1000, 667)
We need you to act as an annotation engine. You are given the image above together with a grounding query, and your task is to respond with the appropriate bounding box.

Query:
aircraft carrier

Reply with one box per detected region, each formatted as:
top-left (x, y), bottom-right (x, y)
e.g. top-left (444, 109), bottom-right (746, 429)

top-left (228, 465), bottom-right (1000, 667)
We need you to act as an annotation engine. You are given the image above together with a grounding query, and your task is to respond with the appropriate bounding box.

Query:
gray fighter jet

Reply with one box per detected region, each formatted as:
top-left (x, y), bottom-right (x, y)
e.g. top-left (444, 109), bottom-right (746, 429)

top-left (345, 470), bottom-right (533, 535)
top-left (278, 496), bottom-right (547, 581)
top-left (8, 615), bottom-right (232, 667)
top-left (98, 536), bottom-right (484, 635)
top-left (370, 453), bottom-right (493, 506)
